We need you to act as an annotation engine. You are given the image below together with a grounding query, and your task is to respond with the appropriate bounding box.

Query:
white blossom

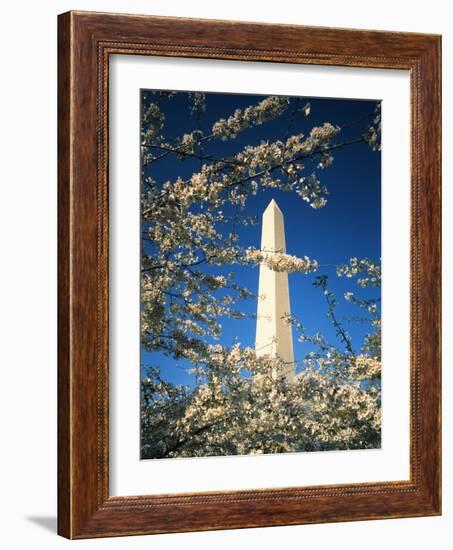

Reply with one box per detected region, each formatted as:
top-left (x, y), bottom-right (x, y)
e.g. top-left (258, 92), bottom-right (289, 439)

top-left (212, 96), bottom-right (290, 140)
top-left (245, 248), bottom-right (318, 273)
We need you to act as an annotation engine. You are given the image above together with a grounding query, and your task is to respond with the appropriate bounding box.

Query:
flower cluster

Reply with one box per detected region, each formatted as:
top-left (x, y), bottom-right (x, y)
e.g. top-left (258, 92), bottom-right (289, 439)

top-left (348, 354), bottom-right (381, 381)
top-left (309, 122), bottom-right (340, 144)
top-left (363, 102), bottom-right (382, 151)
top-left (142, 102), bottom-right (165, 140)
top-left (141, 346), bottom-right (381, 458)
top-left (188, 91), bottom-right (206, 115)
top-left (297, 173), bottom-right (329, 209)
top-left (337, 257), bottom-right (381, 287)
top-left (212, 96), bottom-right (290, 140)
top-left (245, 248), bottom-right (318, 273)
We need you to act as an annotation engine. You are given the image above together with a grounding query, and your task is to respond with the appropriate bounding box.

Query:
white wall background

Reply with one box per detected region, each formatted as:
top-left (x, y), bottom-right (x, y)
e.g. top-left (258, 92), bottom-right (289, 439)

top-left (0, 1), bottom-right (450, 548)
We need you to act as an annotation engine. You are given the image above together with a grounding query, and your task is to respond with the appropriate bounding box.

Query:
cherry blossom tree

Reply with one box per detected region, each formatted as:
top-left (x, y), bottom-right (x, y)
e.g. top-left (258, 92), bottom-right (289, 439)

top-left (140, 91), bottom-right (381, 459)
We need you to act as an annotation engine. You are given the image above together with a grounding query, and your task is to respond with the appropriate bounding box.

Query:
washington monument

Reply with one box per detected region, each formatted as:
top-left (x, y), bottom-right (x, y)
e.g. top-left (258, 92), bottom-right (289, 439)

top-left (255, 199), bottom-right (295, 381)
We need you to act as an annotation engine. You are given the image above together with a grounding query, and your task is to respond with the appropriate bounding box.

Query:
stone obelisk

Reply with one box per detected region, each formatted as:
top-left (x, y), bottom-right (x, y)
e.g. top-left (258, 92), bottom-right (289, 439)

top-left (255, 199), bottom-right (295, 381)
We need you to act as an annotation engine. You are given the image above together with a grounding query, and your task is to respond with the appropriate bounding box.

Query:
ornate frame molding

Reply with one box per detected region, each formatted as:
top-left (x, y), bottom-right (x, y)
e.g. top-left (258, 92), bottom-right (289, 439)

top-left (58, 11), bottom-right (441, 538)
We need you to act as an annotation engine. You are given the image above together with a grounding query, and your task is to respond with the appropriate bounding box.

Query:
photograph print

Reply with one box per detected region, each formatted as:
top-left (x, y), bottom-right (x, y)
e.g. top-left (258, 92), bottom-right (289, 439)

top-left (140, 89), bottom-right (382, 460)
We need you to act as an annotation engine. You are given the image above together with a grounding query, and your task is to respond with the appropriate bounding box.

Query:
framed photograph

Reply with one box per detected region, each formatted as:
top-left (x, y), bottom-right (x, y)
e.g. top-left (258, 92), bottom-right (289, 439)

top-left (58, 11), bottom-right (441, 539)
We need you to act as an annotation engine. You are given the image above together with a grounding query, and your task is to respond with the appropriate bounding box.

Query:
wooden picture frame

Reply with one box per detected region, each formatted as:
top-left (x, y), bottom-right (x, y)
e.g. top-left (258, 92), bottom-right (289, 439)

top-left (58, 10), bottom-right (441, 539)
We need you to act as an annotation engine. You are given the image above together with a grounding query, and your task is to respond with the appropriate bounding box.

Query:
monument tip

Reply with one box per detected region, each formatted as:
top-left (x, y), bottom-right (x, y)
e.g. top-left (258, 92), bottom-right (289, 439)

top-left (265, 198), bottom-right (282, 213)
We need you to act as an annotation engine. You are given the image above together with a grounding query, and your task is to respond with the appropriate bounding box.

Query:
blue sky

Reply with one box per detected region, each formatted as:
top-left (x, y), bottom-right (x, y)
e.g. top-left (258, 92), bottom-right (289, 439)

top-left (141, 90), bottom-right (381, 386)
